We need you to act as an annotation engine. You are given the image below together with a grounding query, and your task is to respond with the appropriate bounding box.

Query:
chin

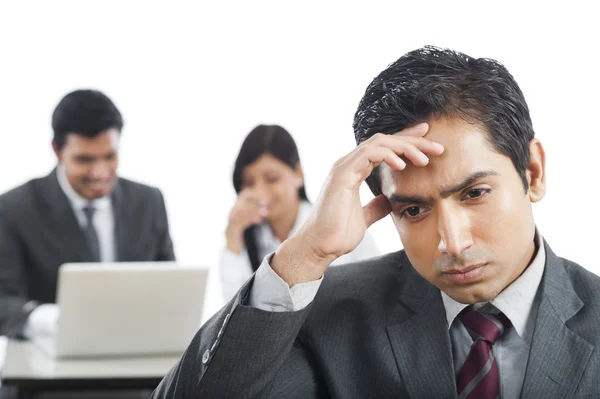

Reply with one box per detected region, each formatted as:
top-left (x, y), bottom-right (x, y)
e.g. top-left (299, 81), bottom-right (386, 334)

top-left (83, 187), bottom-right (114, 200)
top-left (443, 285), bottom-right (498, 305)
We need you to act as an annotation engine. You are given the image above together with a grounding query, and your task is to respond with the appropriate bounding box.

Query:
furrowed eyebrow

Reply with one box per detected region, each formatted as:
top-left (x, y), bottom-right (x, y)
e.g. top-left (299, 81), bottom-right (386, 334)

top-left (388, 170), bottom-right (498, 204)
top-left (438, 170), bottom-right (498, 198)
top-left (388, 194), bottom-right (434, 205)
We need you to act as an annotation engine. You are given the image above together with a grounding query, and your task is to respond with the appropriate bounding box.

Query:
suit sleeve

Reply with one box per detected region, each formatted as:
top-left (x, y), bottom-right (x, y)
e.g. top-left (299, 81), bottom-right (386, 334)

top-left (0, 202), bottom-right (36, 338)
top-left (151, 279), bottom-right (328, 398)
top-left (154, 188), bottom-right (176, 261)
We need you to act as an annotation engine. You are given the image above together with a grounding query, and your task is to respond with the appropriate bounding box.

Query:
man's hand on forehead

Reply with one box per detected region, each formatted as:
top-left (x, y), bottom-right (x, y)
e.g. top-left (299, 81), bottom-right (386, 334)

top-left (270, 123), bottom-right (445, 287)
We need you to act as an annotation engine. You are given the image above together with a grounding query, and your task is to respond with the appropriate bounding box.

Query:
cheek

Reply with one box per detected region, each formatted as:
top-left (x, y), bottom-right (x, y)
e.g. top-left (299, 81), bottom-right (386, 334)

top-left (109, 159), bottom-right (119, 172)
top-left (474, 190), bottom-right (531, 250)
top-left (275, 181), bottom-right (298, 199)
top-left (66, 163), bottom-right (88, 178)
top-left (394, 217), bottom-right (439, 276)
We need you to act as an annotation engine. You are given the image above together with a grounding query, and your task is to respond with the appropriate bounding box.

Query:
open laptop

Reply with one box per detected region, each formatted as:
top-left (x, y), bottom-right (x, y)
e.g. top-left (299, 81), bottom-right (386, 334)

top-left (34, 262), bottom-right (209, 359)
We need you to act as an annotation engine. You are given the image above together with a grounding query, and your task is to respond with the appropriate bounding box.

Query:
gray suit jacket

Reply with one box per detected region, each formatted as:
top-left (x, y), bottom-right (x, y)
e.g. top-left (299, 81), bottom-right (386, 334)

top-left (0, 169), bottom-right (175, 338)
top-left (152, 241), bottom-right (599, 398)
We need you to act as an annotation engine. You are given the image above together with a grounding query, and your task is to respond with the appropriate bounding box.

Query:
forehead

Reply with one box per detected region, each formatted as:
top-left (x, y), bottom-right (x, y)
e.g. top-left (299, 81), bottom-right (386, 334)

top-left (64, 129), bottom-right (120, 154)
top-left (243, 154), bottom-right (293, 176)
top-left (379, 117), bottom-right (511, 198)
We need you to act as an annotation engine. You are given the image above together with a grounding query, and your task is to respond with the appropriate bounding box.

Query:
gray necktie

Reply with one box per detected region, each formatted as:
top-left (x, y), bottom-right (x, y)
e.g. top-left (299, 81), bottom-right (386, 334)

top-left (82, 205), bottom-right (101, 262)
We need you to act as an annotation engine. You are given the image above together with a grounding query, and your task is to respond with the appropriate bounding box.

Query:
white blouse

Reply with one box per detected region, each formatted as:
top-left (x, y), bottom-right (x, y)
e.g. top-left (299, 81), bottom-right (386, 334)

top-left (220, 201), bottom-right (380, 301)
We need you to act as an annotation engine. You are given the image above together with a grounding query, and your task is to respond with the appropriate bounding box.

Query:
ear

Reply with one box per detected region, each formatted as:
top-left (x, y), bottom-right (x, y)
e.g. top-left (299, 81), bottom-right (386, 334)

top-left (51, 140), bottom-right (63, 162)
top-left (294, 163), bottom-right (304, 188)
top-left (526, 139), bottom-right (546, 203)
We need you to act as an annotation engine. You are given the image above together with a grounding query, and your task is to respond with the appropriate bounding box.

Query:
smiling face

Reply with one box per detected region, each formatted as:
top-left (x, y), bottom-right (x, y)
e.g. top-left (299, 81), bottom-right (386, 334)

top-left (380, 117), bottom-right (546, 304)
top-left (54, 129), bottom-right (120, 200)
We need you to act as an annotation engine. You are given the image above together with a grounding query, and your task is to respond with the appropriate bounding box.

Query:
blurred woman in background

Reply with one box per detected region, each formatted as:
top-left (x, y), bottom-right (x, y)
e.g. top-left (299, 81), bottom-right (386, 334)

top-left (220, 124), bottom-right (379, 300)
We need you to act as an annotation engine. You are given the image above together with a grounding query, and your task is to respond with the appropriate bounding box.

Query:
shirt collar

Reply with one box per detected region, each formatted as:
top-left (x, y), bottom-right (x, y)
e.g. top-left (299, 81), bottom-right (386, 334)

top-left (441, 228), bottom-right (546, 339)
top-left (56, 163), bottom-right (112, 211)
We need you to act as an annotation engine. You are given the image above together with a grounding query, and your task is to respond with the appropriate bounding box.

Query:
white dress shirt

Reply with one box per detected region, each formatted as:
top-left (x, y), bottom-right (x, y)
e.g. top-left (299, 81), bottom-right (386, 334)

top-left (56, 163), bottom-right (116, 262)
top-left (220, 201), bottom-right (380, 301)
top-left (248, 229), bottom-right (545, 399)
top-left (0, 336), bottom-right (6, 384)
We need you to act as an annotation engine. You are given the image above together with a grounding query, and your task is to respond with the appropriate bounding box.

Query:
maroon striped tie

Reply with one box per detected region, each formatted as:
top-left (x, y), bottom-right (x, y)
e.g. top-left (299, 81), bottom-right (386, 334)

top-left (456, 310), bottom-right (510, 399)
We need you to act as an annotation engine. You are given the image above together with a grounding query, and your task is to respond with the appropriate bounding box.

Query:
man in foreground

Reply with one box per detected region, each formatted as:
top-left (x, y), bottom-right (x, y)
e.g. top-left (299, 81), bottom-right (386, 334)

top-left (153, 46), bottom-right (599, 398)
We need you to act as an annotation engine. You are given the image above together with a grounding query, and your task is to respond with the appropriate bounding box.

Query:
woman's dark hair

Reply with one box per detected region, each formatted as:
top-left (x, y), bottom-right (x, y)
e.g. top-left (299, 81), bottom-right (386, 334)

top-left (232, 125), bottom-right (308, 270)
top-left (52, 89), bottom-right (124, 150)
top-left (353, 45), bottom-right (534, 195)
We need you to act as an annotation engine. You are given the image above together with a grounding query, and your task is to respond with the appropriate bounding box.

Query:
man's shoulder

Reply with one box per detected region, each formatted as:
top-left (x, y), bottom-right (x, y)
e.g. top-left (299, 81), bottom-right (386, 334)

top-left (560, 256), bottom-right (600, 300)
top-left (0, 175), bottom-right (47, 210)
top-left (115, 177), bottom-right (164, 201)
top-left (552, 256), bottom-right (600, 347)
top-left (317, 250), bottom-right (410, 302)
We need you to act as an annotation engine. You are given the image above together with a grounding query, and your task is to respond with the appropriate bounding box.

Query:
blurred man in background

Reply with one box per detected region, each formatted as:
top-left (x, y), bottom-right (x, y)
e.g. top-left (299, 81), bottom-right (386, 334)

top-left (0, 89), bottom-right (175, 341)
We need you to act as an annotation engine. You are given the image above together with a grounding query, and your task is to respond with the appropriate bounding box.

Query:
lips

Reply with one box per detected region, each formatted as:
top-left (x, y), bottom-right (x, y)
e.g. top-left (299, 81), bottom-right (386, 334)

top-left (442, 263), bottom-right (487, 284)
top-left (444, 263), bottom-right (486, 274)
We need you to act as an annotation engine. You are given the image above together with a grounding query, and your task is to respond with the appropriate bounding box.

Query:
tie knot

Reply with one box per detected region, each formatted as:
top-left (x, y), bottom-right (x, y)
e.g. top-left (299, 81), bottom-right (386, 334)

top-left (82, 205), bottom-right (96, 223)
top-left (459, 310), bottom-right (510, 345)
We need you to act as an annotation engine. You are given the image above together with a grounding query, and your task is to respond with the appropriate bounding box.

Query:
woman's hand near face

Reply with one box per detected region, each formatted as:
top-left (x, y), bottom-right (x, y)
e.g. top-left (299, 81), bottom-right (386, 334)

top-left (225, 189), bottom-right (267, 254)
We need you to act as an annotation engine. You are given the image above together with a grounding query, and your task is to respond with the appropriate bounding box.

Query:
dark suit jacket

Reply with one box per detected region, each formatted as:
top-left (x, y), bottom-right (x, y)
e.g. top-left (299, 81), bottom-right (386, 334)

top-left (152, 241), bottom-right (600, 398)
top-left (0, 169), bottom-right (175, 338)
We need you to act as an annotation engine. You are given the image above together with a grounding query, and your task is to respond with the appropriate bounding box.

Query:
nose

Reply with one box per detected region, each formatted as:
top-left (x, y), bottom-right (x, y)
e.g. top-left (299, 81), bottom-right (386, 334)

top-left (252, 182), bottom-right (272, 205)
top-left (89, 161), bottom-right (111, 180)
top-left (437, 204), bottom-right (474, 257)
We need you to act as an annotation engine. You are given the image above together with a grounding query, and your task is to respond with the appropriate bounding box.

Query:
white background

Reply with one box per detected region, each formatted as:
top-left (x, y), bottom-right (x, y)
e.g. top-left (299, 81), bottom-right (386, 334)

top-left (0, 1), bottom-right (598, 321)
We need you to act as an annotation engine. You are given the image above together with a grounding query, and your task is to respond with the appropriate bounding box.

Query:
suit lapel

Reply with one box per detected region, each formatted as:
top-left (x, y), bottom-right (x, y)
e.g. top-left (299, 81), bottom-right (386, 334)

top-left (521, 242), bottom-right (594, 399)
top-left (386, 254), bottom-right (457, 398)
top-left (111, 179), bottom-right (128, 261)
top-left (40, 168), bottom-right (93, 261)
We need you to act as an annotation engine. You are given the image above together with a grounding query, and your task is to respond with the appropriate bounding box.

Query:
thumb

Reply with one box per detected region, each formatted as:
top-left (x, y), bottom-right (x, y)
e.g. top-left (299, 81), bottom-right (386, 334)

top-left (363, 194), bottom-right (391, 227)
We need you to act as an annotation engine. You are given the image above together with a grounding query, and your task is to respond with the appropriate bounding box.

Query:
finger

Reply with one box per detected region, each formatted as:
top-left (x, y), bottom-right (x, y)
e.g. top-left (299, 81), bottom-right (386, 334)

top-left (399, 142), bottom-right (432, 167)
top-left (240, 194), bottom-right (262, 207)
top-left (343, 142), bottom-right (424, 178)
top-left (375, 135), bottom-right (444, 157)
top-left (391, 122), bottom-right (429, 138)
top-left (367, 123), bottom-right (429, 143)
top-left (363, 194), bottom-right (392, 227)
top-left (334, 147), bottom-right (406, 188)
top-left (240, 188), bottom-right (260, 200)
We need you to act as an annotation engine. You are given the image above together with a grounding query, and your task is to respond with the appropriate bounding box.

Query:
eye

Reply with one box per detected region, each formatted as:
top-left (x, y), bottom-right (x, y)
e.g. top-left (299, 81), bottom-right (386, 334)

top-left (266, 176), bottom-right (280, 184)
top-left (75, 156), bottom-right (94, 164)
top-left (400, 206), bottom-right (429, 221)
top-left (462, 188), bottom-right (491, 201)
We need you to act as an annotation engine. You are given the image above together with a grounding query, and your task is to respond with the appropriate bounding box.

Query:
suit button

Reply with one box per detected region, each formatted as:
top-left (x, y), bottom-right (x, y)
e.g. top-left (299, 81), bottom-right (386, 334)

top-left (202, 350), bottom-right (210, 364)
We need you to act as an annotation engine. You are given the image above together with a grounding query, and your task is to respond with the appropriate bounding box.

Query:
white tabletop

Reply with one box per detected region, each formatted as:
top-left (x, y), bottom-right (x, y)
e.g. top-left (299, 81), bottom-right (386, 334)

top-left (2, 340), bottom-right (180, 380)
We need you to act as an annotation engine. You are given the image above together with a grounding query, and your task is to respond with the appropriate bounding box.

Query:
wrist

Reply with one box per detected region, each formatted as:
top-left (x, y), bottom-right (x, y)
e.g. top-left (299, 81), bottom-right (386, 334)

top-left (225, 225), bottom-right (245, 254)
top-left (271, 234), bottom-right (337, 287)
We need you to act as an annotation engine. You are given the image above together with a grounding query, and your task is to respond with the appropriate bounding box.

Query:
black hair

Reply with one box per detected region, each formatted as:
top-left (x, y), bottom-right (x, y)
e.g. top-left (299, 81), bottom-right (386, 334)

top-left (232, 125), bottom-right (308, 270)
top-left (52, 89), bottom-right (124, 150)
top-left (353, 45), bottom-right (534, 195)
